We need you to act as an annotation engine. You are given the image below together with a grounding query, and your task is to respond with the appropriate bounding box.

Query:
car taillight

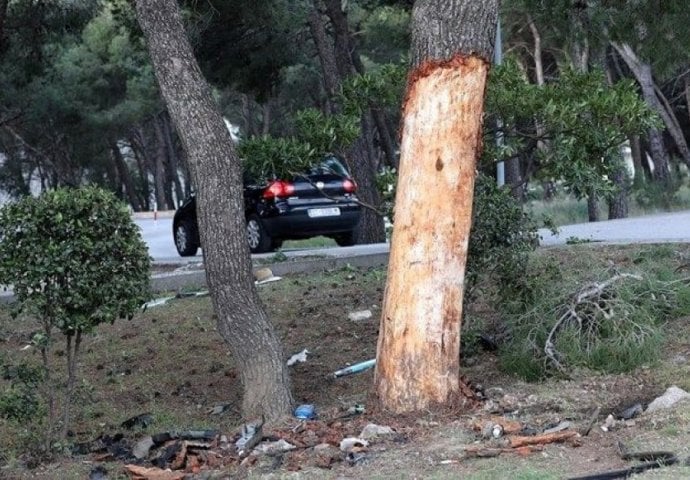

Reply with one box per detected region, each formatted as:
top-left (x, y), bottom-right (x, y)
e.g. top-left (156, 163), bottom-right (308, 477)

top-left (343, 179), bottom-right (357, 193)
top-left (263, 180), bottom-right (295, 200)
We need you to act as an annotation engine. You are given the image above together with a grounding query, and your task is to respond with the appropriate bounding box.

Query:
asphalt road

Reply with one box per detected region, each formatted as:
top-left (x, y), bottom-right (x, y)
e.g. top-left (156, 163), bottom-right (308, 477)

top-left (2, 210), bottom-right (688, 302)
top-left (138, 210), bottom-right (690, 264)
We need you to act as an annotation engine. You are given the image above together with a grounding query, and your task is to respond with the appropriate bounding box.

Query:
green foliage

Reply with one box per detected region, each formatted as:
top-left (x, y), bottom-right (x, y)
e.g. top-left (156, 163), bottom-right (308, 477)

top-left (0, 359), bottom-right (45, 423)
top-left (238, 136), bottom-right (318, 181)
top-left (339, 63), bottom-right (407, 116)
top-left (294, 109), bottom-right (360, 155)
top-left (0, 187), bottom-right (151, 333)
top-left (465, 175), bottom-right (539, 302)
top-left (484, 61), bottom-right (659, 200)
top-left (499, 248), bottom-right (690, 380)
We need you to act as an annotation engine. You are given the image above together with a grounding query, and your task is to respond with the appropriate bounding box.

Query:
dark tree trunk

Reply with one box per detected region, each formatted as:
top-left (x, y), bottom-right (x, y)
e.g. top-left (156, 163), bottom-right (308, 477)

top-left (162, 112), bottom-right (185, 206)
top-left (308, 5), bottom-right (340, 113)
top-left (112, 142), bottom-right (142, 211)
top-left (152, 118), bottom-right (169, 209)
top-left (375, 0), bottom-right (498, 413)
top-left (319, 0), bottom-right (386, 243)
top-left (612, 43), bottom-right (689, 173)
top-left (135, 0), bottom-right (293, 421)
top-left (128, 130), bottom-right (152, 210)
top-left (0, 0), bottom-right (8, 52)
top-left (607, 165), bottom-right (629, 220)
top-left (505, 156), bottom-right (523, 200)
top-left (629, 134), bottom-right (646, 187)
top-left (587, 190), bottom-right (599, 222)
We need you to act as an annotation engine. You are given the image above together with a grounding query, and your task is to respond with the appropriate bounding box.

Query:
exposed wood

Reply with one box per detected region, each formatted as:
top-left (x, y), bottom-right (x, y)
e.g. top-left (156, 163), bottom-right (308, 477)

top-left (375, 55), bottom-right (491, 412)
top-left (135, 0), bottom-right (293, 421)
top-left (508, 430), bottom-right (578, 448)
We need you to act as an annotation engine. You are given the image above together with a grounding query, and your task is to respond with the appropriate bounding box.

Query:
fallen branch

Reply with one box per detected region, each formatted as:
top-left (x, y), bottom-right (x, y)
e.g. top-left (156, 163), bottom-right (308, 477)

top-left (508, 430), bottom-right (578, 449)
top-left (544, 273), bottom-right (643, 374)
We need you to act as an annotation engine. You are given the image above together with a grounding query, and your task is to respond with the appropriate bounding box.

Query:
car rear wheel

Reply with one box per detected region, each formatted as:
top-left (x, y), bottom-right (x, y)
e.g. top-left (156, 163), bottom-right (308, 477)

top-left (246, 214), bottom-right (274, 253)
top-left (334, 230), bottom-right (356, 247)
top-left (174, 220), bottom-right (199, 256)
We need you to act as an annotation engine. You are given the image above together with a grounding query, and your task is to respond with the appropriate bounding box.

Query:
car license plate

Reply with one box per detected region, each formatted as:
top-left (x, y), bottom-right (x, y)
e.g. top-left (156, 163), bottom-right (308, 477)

top-left (308, 207), bottom-right (341, 218)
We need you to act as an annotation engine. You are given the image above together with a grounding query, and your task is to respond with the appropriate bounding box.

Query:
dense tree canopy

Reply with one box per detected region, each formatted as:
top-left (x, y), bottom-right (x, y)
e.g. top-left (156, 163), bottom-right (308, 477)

top-left (0, 0), bottom-right (688, 222)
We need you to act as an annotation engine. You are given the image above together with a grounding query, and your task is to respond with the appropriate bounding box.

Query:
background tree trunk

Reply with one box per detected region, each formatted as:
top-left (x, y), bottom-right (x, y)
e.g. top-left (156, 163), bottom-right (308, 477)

top-left (607, 165), bottom-right (629, 220)
top-left (320, 0), bottom-right (386, 244)
top-left (374, 0), bottom-right (498, 413)
top-left (135, 0), bottom-right (293, 421)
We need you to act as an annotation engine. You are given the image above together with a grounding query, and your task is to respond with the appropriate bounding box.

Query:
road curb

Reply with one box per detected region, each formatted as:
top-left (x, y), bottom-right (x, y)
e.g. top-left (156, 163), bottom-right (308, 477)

top-left (151, 252), bottom-right (390, 293)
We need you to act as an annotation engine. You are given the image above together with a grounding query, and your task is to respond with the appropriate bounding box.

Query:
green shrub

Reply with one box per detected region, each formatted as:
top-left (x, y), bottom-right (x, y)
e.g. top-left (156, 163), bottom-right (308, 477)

top-left (0, 359), bottom-right (45, 423)
top-left (0, 186), bottom-right (151, 443)
top-left (466, 174), bottom-right (539, 303)
top-left (498, 267), bottom-right (684, 380)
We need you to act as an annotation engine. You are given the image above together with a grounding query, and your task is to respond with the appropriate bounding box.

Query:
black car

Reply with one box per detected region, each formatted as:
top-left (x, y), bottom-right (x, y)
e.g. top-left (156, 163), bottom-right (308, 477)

top-left (172, 156), bottom-right (361, 256)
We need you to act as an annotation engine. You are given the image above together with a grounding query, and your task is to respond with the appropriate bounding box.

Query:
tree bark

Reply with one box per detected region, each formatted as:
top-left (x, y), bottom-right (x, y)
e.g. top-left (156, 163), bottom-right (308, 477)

top-left (162, 112), bottom-right (185, 205)
top-left (587, 189), bottom-right (599, 222)
top-left (0, 0), bottom-right (8, 52)
top-left (112, 142), bottom-right (142, 211)
top-left (319, 0), bottom-right (386, 244)
top-left (629, 134), bottom-right (646, 187)
top-left (611, 42), bottom-right (687, 174)
top-left (607, 165), bottom-right (629, 220)
top-left (135, 0), bottom-right (293, 421)
top-left (308, 4), bottom-right (340, 113)
top-left (375, 0), bottom-right (498, 413)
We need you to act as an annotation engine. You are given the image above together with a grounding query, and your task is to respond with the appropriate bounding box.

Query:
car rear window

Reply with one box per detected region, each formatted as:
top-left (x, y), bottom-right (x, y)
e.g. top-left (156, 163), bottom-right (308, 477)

top-left (308, 156), bottom-right (351, 177)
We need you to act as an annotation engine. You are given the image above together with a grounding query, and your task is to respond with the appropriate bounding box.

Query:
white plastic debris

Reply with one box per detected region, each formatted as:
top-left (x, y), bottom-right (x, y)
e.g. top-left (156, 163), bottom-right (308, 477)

top-left (646, 386), bottom-right (690, 413)
top-left (142, 296), bottom-right (175, 309)
top-left (359, 423), bottom-right (395, 440)
top-left (339, 437), bottom-right (369, 453)
top-left (287, 349), bottom-right (310, 366)
top-left (253, 439), bottom-right (296, 456)
top-left (348, 310), bottom-right (373, 322)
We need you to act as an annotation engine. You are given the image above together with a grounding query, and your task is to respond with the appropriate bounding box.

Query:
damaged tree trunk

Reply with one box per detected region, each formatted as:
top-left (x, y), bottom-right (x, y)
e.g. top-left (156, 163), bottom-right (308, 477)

top-left (374, 0), bottom-right (498, 413)
top-left (135, 0), bottom-right (293, 421)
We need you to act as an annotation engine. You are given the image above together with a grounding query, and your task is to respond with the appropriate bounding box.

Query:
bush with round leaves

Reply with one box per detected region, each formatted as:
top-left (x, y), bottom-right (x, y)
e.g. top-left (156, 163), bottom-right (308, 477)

top-left (0, 186), bottom-right (151, 444)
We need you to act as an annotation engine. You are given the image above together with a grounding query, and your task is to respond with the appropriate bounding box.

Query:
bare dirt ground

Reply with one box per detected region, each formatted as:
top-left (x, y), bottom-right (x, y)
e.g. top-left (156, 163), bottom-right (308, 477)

top-left (1, 245), bottom-right (689, 479)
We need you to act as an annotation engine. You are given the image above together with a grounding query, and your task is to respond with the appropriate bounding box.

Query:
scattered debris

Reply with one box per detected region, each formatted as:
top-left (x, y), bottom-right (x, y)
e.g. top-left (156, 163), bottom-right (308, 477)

top-left (207, 403), bottom-right (231, 416)
top-left (253, 439), bottom-right (296, 456)
top-left (235, 420), bottom-right (264, 457)
top-left (142, 296), bottom-right (175, 310)
top-left (88, 465), bottom-right (108, 480)
top-left (600, 414), bottom-right (616, 432)
top-left (333, 358), bottom-right (376, 378)
top-left (567, 442), bottom-right (680, 480)
top-left (543, 421), bottom-right (572, 435)
top-left (347, 309), bottom-right (373, 322)
top-left (287, 349), bottom-right (310, 366)
top-left (580, 407), bottom-right (600, 436)
top-left (492, 424), bottom-right (504, 439)
top-left (645, 386), bottom-right (690, 413)
top-left (124, 464), bottom-right (186, 480)
top-left (359, 423), bottom-right (395, 440)
top-left (507, 430), bottom-right (578, 449)
top-left (339, 437), bottom-right (369, 453)
top-left (121, 413), bottom-right (154, 430)
top-left (346, 451), bottom-right (368, 465)
top-left (345, 404), bottom-right (366, 416)
top-left (133, 436), bottom-right (155, 459)
top-left (175, 290), bottom-right (209, 299)
top-left (618, 403), bottom-right (643, 420)
top-left (254, 267), bottom-right (282, 285)
top-left (543, 273), bottom-right (643, 375)
top-left (294, 404), bottom-right (317, 420)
